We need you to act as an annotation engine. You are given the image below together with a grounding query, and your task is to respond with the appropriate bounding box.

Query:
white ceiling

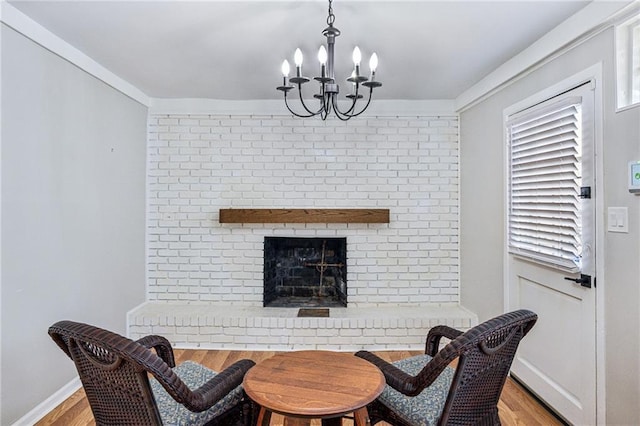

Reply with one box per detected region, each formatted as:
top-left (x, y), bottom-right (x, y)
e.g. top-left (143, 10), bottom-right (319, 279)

top-left (7, 0), bottom-right (600, 101)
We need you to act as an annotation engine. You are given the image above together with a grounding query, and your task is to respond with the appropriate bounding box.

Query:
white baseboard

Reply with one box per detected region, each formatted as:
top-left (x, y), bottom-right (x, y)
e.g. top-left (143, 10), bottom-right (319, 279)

top-left (11, 377), bottom-right (81, 426)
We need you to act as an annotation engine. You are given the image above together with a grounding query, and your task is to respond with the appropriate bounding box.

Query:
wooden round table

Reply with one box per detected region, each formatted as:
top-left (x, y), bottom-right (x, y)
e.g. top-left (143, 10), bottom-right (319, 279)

top-left (243, 350), bottom-right (385, 426)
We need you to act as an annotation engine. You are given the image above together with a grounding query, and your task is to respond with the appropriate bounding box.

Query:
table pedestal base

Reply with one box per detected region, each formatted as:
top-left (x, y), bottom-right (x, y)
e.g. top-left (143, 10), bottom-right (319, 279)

top-left (256, 406), bottom-right (371, 426)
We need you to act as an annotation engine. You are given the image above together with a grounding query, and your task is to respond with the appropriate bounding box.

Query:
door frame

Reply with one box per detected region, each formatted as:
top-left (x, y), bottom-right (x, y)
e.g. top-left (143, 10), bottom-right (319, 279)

top-left (502, 63), bottom-right (606, 424)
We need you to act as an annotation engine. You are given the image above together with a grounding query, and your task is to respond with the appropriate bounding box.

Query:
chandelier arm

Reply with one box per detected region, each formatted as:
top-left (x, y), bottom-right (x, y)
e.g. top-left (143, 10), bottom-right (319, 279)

top-left (345, 83), bottom-right (362, 114)
top-left (317, 89), bottom-right (330, 118)
top-left (320, 84), bottom-right (330, 116)
top-left (295, 84), bottom-right (322, 116)
top-left (332, 86), bottom-right (361, 117)
top-left (284, 94), bottom-right (318, 118)
top-left (322, 91), bottom-right (333, 118)
top-left (320, 97), bottom-right (328, 120)
top-left (333, 80), bottom-right (368, 116)
top-left (330, 95), bottom-right (354, 122)
top-left (321, 105), bottom-right (329, 120)
top-left (344, 86), bottom-right (375, 118)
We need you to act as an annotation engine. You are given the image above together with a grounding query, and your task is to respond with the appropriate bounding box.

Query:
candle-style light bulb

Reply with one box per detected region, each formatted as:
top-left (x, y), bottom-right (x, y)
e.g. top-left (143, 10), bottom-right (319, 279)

top-left (318, 45), bottom-right (327, 65)
top-left (294, 48), bottom-right (303, 67)
top-left (281, 60), bottom-right (290, 77)
top-left (293, 48), bottom-right (304, 78)
top-left (361, 52), bottom-right (382, 89)
top-left (318, 45), bottom-right (327, 79)
top-left (369, 53), bottom-right (378, 73)
top-left (352, 46), bottom-right (362, 66)
top-left (351, 46), bottom-right (362, 78)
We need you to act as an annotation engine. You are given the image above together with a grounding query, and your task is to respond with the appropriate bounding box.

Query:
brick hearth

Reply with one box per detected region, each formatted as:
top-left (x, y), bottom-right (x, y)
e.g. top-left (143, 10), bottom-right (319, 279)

top-left (128, 302), bottom-right (476, 351)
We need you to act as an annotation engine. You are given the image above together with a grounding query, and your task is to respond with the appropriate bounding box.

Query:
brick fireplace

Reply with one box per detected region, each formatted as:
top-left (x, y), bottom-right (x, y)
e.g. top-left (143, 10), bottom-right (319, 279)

top-left (146, 113), bottom-right (460, 307)
top-left (133, 112), bottom-right (469, 349)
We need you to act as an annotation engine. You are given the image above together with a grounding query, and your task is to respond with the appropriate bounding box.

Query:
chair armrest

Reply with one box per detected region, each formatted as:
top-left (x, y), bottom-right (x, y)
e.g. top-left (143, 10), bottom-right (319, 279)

top-left (136, 335), bottom-right (176, 368)
top-left (150, 359), bottom-right (256, 413)
top-left (425, 325), bottom-right (463, 356)
top-left (357, 338), bottom-right (464, 398)
top-left (181, 359), bottom-right (256, 412)
top-left (355, 351), bottom-right (419, 394)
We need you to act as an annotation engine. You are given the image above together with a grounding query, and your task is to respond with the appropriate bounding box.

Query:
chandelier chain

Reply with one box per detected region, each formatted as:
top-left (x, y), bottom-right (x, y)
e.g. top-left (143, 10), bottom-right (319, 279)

top-left (327, 0), bottom-right (335, 26)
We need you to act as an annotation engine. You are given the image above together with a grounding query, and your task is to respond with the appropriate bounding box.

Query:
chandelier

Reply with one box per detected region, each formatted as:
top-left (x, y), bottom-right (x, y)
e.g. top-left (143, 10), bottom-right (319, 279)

top-left (277, 0), bottom-right (382, 120)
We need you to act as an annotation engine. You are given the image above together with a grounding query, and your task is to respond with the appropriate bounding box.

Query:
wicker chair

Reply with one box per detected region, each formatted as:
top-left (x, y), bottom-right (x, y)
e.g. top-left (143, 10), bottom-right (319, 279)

top-left (355, 309), bottom-right (537, 426)
top-left (48, 320), bottom-right (256, 426)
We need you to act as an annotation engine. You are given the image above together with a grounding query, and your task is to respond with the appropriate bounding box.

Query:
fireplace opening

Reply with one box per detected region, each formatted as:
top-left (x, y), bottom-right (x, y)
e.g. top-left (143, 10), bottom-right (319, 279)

top-left (264, 237), bottom-right (347, 308)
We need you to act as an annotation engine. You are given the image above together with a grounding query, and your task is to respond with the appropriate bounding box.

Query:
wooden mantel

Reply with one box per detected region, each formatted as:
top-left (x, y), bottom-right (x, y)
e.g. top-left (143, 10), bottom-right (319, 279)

top-left (219, 208), bottom-right (390, 224)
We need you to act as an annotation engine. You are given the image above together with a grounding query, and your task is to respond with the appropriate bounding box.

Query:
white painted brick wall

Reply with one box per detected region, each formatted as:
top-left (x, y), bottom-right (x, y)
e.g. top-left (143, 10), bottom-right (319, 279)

top-left (147, 114), bottom-right (459, 307)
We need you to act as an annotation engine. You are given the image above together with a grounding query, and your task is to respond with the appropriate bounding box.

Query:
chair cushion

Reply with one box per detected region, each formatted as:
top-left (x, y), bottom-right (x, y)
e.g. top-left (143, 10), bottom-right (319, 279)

top-left (150, 360), bottom-right (244, 426)
top-left (377, 354), bottom-right (455, 426)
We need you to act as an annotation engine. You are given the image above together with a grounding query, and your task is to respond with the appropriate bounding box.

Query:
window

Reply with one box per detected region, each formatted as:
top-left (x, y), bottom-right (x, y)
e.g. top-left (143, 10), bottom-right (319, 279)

top-left (507, 96), bottom-right (583, 272)
top-left (616, 13), bottom-right (640, 109)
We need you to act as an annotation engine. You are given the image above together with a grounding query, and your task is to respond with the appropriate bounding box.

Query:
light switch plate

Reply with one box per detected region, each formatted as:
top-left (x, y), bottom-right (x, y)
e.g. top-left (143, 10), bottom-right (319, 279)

top-left (607, 207), bottom-right (629, 233)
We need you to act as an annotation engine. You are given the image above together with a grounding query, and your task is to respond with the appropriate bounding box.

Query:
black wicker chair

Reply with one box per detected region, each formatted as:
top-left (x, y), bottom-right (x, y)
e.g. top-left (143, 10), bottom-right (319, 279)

top-left (355, 309), bottom-right (537, 426)
top-left (48, 320), bottom-right (255, 426)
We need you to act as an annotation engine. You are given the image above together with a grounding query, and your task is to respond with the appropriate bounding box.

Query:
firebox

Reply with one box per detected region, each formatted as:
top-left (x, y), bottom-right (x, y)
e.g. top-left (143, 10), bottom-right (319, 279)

top-left (263, 237), bottom-right (347, 307)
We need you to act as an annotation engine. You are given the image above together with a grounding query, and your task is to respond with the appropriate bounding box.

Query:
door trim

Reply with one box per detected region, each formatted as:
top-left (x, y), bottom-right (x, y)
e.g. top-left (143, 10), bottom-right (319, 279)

top-left (502, 63), bottom-right (605, 424)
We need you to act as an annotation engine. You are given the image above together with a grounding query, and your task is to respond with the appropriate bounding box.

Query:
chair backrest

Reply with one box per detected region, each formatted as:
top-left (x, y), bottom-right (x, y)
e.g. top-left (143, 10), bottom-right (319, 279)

top-left (438, 309), bottom-right (537, 425)
top-left (49, 321), bottom-right (166, 425)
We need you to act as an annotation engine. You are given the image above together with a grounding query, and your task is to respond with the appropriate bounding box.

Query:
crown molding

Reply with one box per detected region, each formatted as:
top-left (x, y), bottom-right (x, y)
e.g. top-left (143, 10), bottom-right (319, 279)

top-left (454, 0), bottom-right (637, 112)
top-left (0, 2), bottom-right (150, 107)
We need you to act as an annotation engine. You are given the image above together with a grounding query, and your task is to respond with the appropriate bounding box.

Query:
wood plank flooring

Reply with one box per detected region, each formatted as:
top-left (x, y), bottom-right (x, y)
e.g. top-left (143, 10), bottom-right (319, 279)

top-left (36, 349), bottom-right (563, 426)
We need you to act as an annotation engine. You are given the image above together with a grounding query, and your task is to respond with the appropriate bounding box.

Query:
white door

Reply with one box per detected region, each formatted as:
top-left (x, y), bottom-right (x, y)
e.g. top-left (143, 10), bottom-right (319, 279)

top-left (506, 82), bottom-right (597, 425)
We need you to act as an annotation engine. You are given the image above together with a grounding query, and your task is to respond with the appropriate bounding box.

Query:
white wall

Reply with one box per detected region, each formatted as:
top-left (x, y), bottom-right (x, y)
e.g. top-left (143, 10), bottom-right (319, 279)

top-left (459, 27), bottom-right (640, 425)
top-left (147, 114), bottom-right (460, 306)
top-left (0, 25), bottom-right (147, 424)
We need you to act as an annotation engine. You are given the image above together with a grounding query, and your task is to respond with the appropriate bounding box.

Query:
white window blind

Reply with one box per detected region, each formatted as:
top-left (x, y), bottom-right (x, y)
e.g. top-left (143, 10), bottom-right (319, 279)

top-left (507, 96), bottom-right (583, 272)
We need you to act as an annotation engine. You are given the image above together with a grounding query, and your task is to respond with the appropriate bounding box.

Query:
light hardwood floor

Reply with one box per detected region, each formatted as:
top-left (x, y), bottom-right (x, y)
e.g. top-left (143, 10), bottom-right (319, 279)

top-left (36, 349), bottom-right (564, 426)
